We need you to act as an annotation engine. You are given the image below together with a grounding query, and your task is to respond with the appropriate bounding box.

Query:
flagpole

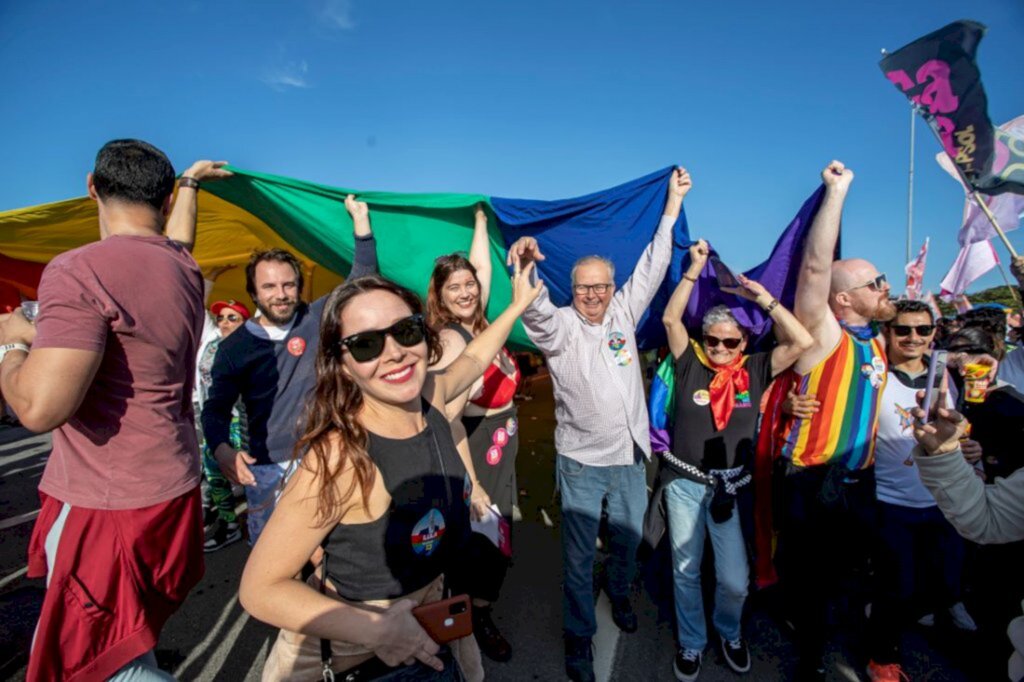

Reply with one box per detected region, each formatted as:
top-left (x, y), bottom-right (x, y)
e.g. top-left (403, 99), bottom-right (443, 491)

top-left (907, 103), bottom-right (915, 264)
top-left (914, 106), bottom-right (1020, 259)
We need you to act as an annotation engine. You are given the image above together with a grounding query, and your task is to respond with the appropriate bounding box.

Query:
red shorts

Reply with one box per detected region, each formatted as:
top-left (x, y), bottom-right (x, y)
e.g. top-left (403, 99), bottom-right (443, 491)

top-left (26, 487), bottom-right (204, 682)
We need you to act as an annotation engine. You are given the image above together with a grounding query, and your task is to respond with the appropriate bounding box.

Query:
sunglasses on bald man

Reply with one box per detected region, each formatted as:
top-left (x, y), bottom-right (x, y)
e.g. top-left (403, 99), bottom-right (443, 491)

top-left (848, 273), bottom-right (888, 292)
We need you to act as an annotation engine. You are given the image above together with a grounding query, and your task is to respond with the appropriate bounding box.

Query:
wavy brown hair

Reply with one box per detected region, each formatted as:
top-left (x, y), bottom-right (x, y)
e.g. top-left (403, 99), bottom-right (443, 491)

top-left (426, 254), bottom-right (488, 335)
top-left (294, 275), bottom-right (443, 526)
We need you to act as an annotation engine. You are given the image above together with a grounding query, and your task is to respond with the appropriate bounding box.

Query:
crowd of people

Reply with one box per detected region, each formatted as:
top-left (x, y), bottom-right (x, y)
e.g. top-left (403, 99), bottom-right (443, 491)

top-left (1, 140), bottom-right (1023, 682)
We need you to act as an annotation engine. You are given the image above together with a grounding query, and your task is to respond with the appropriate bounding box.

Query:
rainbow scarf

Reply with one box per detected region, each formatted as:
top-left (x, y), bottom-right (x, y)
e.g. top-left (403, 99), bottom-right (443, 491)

top-left (691, 341), bottom-right (750, 431)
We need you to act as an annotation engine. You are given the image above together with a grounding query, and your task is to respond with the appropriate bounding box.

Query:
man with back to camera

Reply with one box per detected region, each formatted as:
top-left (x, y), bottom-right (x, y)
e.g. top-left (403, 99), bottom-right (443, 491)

top-left (506, 167), bottom-right (691, 682)
top-left (0, 140), bottom-right (229, 680)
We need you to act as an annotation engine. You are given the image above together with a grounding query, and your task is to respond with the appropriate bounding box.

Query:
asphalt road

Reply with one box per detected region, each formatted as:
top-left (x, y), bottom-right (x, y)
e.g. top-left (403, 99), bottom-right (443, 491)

top-left (0, 376), bottom-right (981, 680)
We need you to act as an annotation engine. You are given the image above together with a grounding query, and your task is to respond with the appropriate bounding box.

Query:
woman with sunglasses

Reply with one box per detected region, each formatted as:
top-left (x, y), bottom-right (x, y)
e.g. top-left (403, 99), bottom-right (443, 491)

top-left (194, 266), bottom-right (252, 552)
top-left (346, 198), bottom-right (522, 661)
top-left (659, 239), bottom-right (812, 681)
top-left (242, 267), bottom-right (541, 681)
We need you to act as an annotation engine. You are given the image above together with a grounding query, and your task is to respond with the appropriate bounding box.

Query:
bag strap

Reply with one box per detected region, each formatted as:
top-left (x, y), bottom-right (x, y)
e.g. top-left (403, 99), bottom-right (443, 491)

top-left (320, 549), bottom-right (335, 681)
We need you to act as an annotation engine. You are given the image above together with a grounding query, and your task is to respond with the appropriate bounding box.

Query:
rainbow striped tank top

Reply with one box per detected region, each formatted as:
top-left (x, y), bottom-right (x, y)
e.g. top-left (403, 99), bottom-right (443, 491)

top-left (778, 330), bottom-right (887, 470)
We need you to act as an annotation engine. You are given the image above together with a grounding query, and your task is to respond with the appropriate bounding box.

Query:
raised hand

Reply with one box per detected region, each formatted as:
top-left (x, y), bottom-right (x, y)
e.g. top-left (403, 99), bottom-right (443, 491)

top-left (345, 194), bottom-right (369, 222)
top-left (510, 261), bottom-right (543, 310)
top-left (183, 160), bottom-right (232, 183)
top-left (732, 273), bottom-right (773, 306)
top-left (506, 236), bottom-right (545, 270)
top-left (474, 202), bottom-right (487, 226)
top-left (911, 389), bottom-right (968, 456)
top-left (688, 239), bottom-right (709, 271)
top-left (821, 160), bottom-right (853, 194)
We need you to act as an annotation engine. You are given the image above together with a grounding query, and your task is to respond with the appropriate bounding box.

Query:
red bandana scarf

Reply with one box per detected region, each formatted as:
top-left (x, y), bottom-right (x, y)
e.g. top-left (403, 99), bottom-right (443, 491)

top-left (691, 340), bottom-right (749, 431)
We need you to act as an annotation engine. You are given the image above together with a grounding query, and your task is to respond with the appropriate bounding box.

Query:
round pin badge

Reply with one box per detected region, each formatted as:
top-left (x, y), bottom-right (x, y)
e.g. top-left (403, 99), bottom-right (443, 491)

top-left (287, 337), bottom-right (306, 357)
top-left (607, 331), bottom-right (627, 352)
top-left (410, 508), bottom-right (446, 556)
top-left (493, 428), bottom-right (509, 448)
top-left (693, 389), bottom-right (711, 406)
top-left (486, 445), bottom-right (503, 466)
top-left (506, 417), bottom-right (518, 437)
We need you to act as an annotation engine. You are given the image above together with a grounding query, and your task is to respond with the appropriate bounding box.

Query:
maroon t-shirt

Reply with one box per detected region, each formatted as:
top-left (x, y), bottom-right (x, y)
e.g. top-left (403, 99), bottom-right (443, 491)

top-left (32, 235), bottom-right (204, 510)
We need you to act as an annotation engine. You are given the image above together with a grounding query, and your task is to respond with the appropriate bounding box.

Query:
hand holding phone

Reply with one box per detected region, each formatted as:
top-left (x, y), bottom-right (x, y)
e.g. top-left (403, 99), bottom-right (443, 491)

top-left (919, 350), bottom-right (949, 424)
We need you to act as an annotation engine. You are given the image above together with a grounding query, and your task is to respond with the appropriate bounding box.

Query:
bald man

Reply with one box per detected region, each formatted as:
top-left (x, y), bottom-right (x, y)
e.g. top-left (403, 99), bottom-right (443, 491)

top-left (772, 161), bottom-right (895, 681)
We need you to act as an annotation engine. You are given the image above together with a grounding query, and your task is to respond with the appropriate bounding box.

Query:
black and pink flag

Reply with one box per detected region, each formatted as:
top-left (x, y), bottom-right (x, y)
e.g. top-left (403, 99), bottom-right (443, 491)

top-left (880, 20), bottom-right (1024, 196)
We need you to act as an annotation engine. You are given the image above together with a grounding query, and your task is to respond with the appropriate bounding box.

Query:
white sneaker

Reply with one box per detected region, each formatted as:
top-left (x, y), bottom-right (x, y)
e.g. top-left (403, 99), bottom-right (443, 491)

top-left (949, 602), bottom-right (978, 631)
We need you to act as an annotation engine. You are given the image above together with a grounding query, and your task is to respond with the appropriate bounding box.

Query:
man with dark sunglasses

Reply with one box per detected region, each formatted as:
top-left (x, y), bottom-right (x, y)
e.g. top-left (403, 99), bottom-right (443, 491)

top-left (202, 196), bottom-right (379, 545)
top-left (506, 167), bottom-right (691, 682)
top-left (767, 160), bottom-right (897, 681)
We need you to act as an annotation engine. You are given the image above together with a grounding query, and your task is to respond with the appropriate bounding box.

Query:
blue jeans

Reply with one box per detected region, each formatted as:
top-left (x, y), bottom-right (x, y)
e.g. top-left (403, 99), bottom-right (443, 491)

top-left (557, 453), bottom-right (647, 639)
top-left (665, 477), bottom-right (748, 650)
top-left (245, 462), bottom-right (293, 546)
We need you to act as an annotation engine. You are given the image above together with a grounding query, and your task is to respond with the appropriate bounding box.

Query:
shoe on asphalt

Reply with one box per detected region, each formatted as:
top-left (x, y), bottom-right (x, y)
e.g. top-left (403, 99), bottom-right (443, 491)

top-left (610, 596), bottom-right (638, 634)
top-left (472, 606), bottom-right (511, 662)
top-left (674, 648), bottom-right (702, 682)
top-left (564, 634), bottom-right (595, 682)
top-left (203, 505), bottom-right (219, 531)
top-left (204, 520), bottom-right (241, 553)
top-left (721, 636), bottom-right (751, 674)
top-left (917, 612), bottom-right (935, 627)
top-left (867, 660), bottom-right (909, 682)
top-left (948, 601), bottom-right (978, 631)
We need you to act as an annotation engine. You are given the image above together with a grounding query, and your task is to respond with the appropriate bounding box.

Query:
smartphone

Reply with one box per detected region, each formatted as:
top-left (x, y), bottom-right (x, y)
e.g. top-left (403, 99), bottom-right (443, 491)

top-left (919, 350), bottom-right (949, 424)
top-left (508, 262), bottom-right (539, 286)
top-left (709, 254), bottom-right (741, 293)
top-left (412, 594), bottom-right (473, 644)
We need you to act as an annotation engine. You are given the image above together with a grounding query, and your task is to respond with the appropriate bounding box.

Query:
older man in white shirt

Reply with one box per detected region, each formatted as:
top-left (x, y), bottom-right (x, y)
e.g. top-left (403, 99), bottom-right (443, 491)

top-left (507, 167), bottom-right (691, 682)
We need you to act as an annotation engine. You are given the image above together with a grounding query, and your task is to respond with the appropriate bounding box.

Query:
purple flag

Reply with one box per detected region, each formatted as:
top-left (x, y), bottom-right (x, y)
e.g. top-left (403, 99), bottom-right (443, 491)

top-left (679, 186), bottom-right (827, 344)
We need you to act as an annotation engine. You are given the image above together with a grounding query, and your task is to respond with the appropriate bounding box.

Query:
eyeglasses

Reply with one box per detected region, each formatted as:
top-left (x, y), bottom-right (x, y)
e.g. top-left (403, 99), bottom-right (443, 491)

top-left (890, 324), bottom-right (935, 337)
top-left (217, 314), bottom-right (242, 323)
top-left (573, 283), bottom-right (612, 295)
top-left (339, 314), bottom-right (427, 363)
top-left (848, 273), bottom-right (888, 292)
top-left (703, 334), bottom-right (743, 350)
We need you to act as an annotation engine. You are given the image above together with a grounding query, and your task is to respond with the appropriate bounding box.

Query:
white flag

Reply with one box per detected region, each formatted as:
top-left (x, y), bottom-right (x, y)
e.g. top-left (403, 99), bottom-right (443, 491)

top-left (939, 240), bottom-right (999, 301)
top-left (904, 238), bottom-right (929, 300)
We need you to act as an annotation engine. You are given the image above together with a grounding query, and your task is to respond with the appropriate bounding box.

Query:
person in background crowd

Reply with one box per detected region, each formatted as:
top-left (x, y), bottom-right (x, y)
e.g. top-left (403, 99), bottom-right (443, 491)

top-left (994, 256), bottom-right (1024, 390)
top-left (240, 271), bottom-right (541, 681)
top-left (863, 301), bottom-right (977, 680)
top-left (659, 238), bottom-right (812, 681)
top-left (933, 316), bottom-right (961, 350)
top-left (910, 391), bottom-right (1024, 682)
top-left (772, 161), bottom-right (896, 681)
top-left (0, 140), bottom-right (229, 681)
top-left (194, 275), bottom-right (251, 552)
top-left (202, 201), bottom-right (378, 546)
top-left (507, 167), bottom-right (691, 682)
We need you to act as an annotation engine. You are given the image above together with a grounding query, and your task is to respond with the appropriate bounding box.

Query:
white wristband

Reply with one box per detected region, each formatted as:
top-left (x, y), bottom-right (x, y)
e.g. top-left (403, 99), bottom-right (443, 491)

top-left (0, 343), bottom-right (29, 364)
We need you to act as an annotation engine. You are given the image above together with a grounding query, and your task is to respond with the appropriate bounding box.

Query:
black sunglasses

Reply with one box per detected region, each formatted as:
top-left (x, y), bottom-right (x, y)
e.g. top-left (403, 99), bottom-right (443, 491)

top-left (890, 324), bottom-right (935, 337)
top-left (704, 334), bottom-right (743, 350)
top-left (339, 314), bottom-right (427, 363)
top-left (217, 314), bottom-right (242, 323)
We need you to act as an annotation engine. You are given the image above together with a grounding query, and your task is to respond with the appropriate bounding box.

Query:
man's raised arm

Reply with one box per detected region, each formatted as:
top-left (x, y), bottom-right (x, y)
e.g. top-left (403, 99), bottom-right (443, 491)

top-left (793, 161), bottom-right (852, 359)
top-left (165, 161), bottom-right (232, 251)
top-left (619, 167), bottom-right (691, 323)
top-left (507, 237), bottom-right (565, 354)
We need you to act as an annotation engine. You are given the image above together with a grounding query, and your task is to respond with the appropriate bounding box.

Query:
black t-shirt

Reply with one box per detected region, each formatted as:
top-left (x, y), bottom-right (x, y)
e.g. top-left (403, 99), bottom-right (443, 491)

top-left (670, 346), bottom-right (774, 474)
top-left (959, 382), bottom-right (1024, 480)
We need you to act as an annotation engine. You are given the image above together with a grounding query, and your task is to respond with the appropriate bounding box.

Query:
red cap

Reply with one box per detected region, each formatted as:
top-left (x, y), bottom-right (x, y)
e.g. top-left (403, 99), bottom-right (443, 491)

top-left (210, 300), bottom-right (251, 320)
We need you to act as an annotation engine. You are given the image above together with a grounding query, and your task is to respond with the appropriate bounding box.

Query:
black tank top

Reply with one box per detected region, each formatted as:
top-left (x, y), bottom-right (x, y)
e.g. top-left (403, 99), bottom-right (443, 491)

top-left (322, 400), bottom-right (471, 601)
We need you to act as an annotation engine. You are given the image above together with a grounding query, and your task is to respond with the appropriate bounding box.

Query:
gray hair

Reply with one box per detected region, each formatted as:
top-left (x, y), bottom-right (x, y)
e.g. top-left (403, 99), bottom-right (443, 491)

top-left (701, 305), bottom-right (745, 335)
top-left (571, 255), bottom-right (615, 285)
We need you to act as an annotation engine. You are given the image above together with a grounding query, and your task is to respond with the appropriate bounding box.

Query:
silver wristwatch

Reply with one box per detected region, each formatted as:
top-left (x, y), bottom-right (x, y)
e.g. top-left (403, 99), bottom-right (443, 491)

top-left (0, 343), bottom-right (30, 363)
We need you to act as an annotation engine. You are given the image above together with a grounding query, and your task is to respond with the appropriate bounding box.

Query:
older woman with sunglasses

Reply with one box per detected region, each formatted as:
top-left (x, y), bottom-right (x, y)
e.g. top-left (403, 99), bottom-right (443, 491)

top-left (659, 239), bottom-right (812, 680)
top-left (241, 268), bottom-right (541, 681)
top-left (346, 197), bottom-right (522, 661)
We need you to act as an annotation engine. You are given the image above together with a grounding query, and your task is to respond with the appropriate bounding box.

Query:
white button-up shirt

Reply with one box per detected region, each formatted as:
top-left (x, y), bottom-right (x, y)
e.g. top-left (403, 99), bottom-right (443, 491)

top-left (521, 215), bottom-right (675, 466)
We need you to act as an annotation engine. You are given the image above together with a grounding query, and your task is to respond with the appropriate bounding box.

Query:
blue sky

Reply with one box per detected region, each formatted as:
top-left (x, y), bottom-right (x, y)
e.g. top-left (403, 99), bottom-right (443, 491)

top-left (1, 0), bottom-right (1022, 294)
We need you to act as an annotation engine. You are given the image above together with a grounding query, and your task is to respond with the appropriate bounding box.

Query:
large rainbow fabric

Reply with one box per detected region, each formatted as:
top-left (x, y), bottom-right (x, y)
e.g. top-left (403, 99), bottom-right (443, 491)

top-left (778, 331), bottom-right (887, 470)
